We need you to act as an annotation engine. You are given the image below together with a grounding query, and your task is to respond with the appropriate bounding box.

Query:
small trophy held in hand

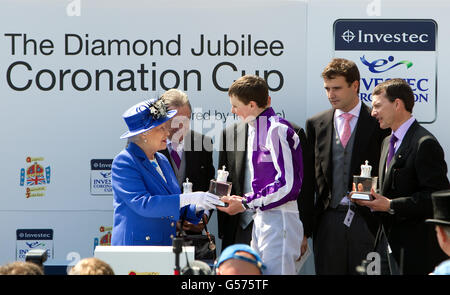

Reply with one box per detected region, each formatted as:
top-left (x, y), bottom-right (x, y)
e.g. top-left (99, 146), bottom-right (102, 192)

top-left (209, 165), bottom-right (232, 197)
top-left (183, 178), bottom-right (193, 193)
top-left (208, 166), bottom-right (232, 207)
top-left (351, 160), bottom-right (378, 201)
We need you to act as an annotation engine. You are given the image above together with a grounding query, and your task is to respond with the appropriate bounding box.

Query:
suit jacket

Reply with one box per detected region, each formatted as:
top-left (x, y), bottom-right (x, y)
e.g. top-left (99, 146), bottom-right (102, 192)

top-left (161, 130), bottom-right (215, 192)
top-left (305, 103), bottom-right (389, 236)
top-left (111, 142), bottom-right (201, 246)
top-left (217, 121), bottom-right (248, 249)
top-left (217, 120), bottom-right (314, 249)
top-left (378, 120), bottom-right (449, 274)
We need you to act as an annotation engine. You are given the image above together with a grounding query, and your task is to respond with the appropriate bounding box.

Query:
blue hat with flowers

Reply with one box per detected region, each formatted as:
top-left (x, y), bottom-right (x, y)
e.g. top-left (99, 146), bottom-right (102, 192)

top-left (120, 98), bottom-right (177, 139)
top-left (215, 244), bottom-right (266, 274)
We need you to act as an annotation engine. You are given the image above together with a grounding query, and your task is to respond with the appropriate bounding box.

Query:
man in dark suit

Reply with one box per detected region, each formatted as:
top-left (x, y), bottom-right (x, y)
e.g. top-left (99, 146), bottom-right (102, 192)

top-left (160, 89), bottom-right (215, 233)
top-left (306, 58), bottom-right (389, 274)
top-left (217, 115), bottom-right (314, 257)
top-left (217, 121), bottom-right (251, 249)
top-left (355, 78), bottom-right (449, 274)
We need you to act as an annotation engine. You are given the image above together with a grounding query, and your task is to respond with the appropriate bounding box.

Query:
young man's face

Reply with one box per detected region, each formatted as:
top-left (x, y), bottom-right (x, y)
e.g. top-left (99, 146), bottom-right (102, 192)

top-left (323, 75), bottom-right (359, 112)
top-left (371, 90), bottom-right (396, 130)
top-left (229, 95), bottom-right (258, 122)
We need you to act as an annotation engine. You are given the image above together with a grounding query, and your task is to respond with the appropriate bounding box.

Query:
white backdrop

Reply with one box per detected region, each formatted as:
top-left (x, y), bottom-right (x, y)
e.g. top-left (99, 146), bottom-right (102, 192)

top-left (0, 0), bottom-right (307, 266)
top-left (1, 0), bottom-right (449, 272)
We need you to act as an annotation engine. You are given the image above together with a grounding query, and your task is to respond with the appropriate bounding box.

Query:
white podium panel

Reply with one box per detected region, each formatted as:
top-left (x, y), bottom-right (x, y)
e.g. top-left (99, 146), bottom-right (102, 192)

top-left (94, 246), bottom-right (194, 275)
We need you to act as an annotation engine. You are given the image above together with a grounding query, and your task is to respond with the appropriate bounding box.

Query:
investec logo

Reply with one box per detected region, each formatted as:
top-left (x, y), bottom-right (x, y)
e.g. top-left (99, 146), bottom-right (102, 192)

top-left (334, 20), bottom-right (436, 52)
top-left (90, 159), bottom-right (113, 195)
top-left (341, 29), bottom-right (429, 44)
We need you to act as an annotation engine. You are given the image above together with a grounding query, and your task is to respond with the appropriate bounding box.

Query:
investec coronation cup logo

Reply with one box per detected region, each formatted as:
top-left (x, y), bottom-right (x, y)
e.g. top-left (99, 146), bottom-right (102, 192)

top-left (90, 159), bottom-right (113, 195)
top-left (334, 19), bottom-right (437, 123)
top-left (16, 229), bottom-right (54, 261)
top-left (19, 157), bottom-right (51, 198)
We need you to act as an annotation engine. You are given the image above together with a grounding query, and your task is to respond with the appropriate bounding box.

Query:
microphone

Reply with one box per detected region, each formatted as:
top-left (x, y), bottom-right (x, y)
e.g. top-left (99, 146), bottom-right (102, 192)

top-left (181, 260), bottom-right (213, 275)
top-left (172, 236), bottom-right (183, 275)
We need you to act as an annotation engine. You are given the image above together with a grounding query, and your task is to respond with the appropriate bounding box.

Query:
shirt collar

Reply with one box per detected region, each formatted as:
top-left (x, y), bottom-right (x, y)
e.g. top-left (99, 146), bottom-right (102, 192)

top-left (249, 107), bottom-right (275, 128)
top-left (392, 116), bottom-right (415, 142)
top-left (335, 100), bottom-right (361, 119)
top-left (167, 138), bottom-right (184, 153)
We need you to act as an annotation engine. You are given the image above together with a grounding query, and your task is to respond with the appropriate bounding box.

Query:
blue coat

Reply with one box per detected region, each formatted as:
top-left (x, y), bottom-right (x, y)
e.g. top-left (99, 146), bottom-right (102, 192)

top-left (111, 142), bottom-right (201, 246)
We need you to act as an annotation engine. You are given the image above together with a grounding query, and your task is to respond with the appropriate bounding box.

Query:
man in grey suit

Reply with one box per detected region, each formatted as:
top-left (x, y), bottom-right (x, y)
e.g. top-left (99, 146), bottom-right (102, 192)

top-left (160, 89), bottom-right (215, 234)
top-left (305, 58), bottom-right (389, 274)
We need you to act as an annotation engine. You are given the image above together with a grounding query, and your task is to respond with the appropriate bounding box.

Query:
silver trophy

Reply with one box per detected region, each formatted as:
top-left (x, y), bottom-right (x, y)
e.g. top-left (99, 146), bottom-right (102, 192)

top-left (208, 165), bottom-right (232, 197)
top-left (351, 160), bottom-right (378, 201)
top-left (182, 178), bottom-right (193, 193)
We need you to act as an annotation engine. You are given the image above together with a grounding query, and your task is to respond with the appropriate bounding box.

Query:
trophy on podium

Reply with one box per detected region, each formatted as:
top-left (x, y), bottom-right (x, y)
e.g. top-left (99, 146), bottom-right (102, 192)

top-left (208, 166), bottom-right (232, 207)
top-left (350, 160), bottom-right (378, 201)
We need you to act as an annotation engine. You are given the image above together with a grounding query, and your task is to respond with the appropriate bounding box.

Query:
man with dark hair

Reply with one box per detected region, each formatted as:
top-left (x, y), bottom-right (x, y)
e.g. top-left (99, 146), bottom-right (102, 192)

top-left (356, 78), bottom-right (449, 274)
top-left (227, 75), bottom-right (269, 108)
top-left (217, 92), bottom-right (314, 260)
top-left (218, 74), bottom-right (313, 250)
top-left (218, 74), bottom-right (304, 275)
top-left (306, 58), bottom-right (389, 274)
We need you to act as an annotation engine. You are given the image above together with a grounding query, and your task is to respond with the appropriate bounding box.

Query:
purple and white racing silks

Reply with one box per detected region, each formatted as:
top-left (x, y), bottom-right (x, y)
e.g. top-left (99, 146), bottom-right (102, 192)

top-left (244, 107), bottom-right (303, 211)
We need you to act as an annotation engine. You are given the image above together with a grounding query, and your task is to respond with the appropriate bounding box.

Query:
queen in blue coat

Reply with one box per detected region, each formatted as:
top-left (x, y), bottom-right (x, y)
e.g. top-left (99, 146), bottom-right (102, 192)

top-left (111, 98), bottom-right (219, 246)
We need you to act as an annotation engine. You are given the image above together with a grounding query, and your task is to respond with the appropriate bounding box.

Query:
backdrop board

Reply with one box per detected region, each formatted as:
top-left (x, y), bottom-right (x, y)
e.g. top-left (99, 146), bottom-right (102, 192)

top-left (1, 0), bottom-right (450, 273)
top-left (0, 0), bottom-right (307, 266)
top-left (334, 19), bottom-right (437, 123)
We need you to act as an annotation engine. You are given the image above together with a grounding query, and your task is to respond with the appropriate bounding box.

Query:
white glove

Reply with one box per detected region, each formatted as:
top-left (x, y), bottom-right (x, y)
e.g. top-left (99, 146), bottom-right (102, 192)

top-left (180, 192), bottom-right (222, 212)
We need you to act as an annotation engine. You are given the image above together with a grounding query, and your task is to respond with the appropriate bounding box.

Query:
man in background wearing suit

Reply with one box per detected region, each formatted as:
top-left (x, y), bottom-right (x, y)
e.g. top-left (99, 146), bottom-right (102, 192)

top-left (306, 58), bottom-right (389, 274)
top-left (217, 99), bottom-right (314, 259)
top-left (161, 89), bottom-right (216, 233)
top-left (356, 78), bottom-right (449, 274)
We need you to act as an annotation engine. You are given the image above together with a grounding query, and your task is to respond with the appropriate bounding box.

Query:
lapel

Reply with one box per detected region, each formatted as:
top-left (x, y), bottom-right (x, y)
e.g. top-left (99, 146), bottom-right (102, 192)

top-left (379, 137), bottom-right (389, 193)
top-left (234, 122), bottom-right (248, 187)
top-left (183, 130), bottom-right (194, 173)
top-left (351, 103), bottom-right (376, 171)
top-left (316, 110), bottom-right (334, 183)
top-left (127, 142), bottom-right (173, 193)
top-left (382, 120), bottom-right (418, 194)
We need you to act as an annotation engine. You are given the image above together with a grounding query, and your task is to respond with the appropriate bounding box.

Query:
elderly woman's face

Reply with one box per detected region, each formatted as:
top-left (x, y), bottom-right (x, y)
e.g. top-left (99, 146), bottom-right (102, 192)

top-left (146, 121), bottom-right (171, 151)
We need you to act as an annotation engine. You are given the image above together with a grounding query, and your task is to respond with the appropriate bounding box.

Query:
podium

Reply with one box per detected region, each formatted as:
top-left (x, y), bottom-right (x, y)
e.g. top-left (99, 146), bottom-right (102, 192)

top-left (94, 245), bottom-right (195, 275)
